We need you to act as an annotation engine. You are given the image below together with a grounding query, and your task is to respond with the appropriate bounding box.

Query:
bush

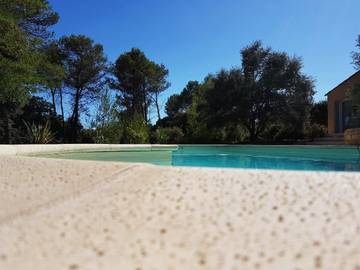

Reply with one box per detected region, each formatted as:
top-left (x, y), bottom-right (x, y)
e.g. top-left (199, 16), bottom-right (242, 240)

top-left (310, 101), bottom-right (327, 126)
top-left (262, 124), bottom-right (304, 143)
top-left (23, 120), bottom-right (56, 144)
top-left (80, 129), bottom-right (96, 143)
top-left (304, 123), bottom-right (326, 141)
top-left (155, 127), bottom-right (184, 144)
top-left (121, 114), bottom-right (149, 144)
top-left (93, 122), bottom-right (122, 144)
top-left (261, 124), bottom-right (282, 143)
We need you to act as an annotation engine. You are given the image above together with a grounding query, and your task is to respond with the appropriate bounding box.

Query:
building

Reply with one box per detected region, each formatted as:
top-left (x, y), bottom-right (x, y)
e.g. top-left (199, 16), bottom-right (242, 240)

top-left (326, 70), bottom-right (360, 134)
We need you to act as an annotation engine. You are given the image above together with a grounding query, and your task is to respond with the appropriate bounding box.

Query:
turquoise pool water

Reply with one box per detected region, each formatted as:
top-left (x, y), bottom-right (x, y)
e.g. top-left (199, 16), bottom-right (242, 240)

top-left (40, 145), bottom-right (360, 172)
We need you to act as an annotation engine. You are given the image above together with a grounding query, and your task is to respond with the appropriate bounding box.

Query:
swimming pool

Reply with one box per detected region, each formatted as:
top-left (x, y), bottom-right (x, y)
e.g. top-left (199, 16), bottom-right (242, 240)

top-left (39, 145), bottom-right (360, 172)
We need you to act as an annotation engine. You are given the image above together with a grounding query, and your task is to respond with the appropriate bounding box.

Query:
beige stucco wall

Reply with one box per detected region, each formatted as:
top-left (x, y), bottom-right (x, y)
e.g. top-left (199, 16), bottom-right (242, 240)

top-left (327, 71), bottom-right (360, 134)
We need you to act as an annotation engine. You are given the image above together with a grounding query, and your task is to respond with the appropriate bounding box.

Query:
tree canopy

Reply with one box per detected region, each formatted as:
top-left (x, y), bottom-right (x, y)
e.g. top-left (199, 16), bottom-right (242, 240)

top-left (197, 41), bottom-right (314, 142)
top-left (0, 0), bottom-right (327, 145)
top-left (58, 35), bottom-right (107, 142)
top-left (352, 35), bottom-right (360, 70)
top-left (111, 48), bottom-right (170, 123)
top-left (0, 0), bottom-right (58, 105)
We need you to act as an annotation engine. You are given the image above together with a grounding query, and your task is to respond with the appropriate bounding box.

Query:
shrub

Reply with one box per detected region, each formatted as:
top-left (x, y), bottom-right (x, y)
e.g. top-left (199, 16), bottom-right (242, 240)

top-left (93, 123), bottom-right (122, 144)
top-left (262, 124), bottom-right (305, 143)
top-left (304, 123), bottom-right (326, 141)
top-left (80, 129), bottom-right (96, 143)
top-left (155, 127), bottom-right (184, 144)
top-left (23, 120), bottom-right (56, 144)
top-left (121, 114), bottom-right (149, 144)
top-left (310, 101), bottom-right (327, 126)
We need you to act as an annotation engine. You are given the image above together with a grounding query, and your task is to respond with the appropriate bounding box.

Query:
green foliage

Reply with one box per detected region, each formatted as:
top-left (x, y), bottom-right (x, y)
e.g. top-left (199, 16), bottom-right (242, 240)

top-left (261, 124), bottom-right (284, 143)
top-left (0, 0), bottom-right (60, 143)
top-left (89, 89), bottom-right (122, 144)
top-left (0, 102), bottom-right (22, 143)
top-left (93, 89), bottom-right (116, 127)
top-left (92, 123), bottom-right (121, 144)
top-left (304, 123), bottom-right (326, 141)
top-left (222, 125), bottom-right (249, 144)
top-left (262, 124), bottom-right (304, 143)
top-left (111, 48), bottom-right (170, 122)
top-left (23, 120), bottom-right (56, 144)
top-left (38, 41), bottom-right (66, 109)
top-left (121, 114), bottom-right (149, 144)
top-left (2, 9), bottom-right (323, 148)
top-left (352, 35), bottom-right (360, 70)
top-left (155, 127), bottom-right (184, 144)
top-left (162, 81), bottom-right (200, 133)
top-left (0, 0), bottom-right (59, 39)
top-left (350, 84), bottom-right (360, 106)
top-left (59, 35), bottom-right (107, 142)
top-left (198, 41), bottom-right (314, 142)
top-left (78, 128), bottom-right (96, 143)
top-left (0, 96), bottom-right (63, 143)
top-left (165, 81), bottom-right (198, 118)
top-left (349, 84), bottom-right (360, 128)
top-left (0, 0), bottom-right (58, 105)
top-left (310, 101), bottom-right (327, 126)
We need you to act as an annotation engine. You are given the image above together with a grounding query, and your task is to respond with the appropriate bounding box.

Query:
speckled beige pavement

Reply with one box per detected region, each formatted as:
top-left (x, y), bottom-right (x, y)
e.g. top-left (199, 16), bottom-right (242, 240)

top-left (1, 155), bottom-right (360, 270)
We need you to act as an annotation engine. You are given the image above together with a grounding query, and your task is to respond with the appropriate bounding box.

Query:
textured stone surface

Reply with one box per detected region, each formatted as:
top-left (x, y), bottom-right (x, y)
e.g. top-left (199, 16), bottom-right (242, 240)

top-left (0, 144), bottom-right (177, 156)
top-left (0, 156), bottom-right (360, 270)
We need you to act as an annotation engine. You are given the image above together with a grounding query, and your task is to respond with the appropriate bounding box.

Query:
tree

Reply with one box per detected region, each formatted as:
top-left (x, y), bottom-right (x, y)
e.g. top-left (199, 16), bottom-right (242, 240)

top-left (155, 127), bottom-right (184, 144)
top-left (162, 81), bottom-right (200, 131)
top-left (199, 41), bottom-right (314, 142)
top-left (0, 96), bottom-right (62, 143)
top-left (0, 0), bottom-right (59, 104)
top-left (0, 0), bottom-right (58, 143)
top-left (199, 69), bottom-right (244, 128)
top-left (310, 101), bottom-right (327, 126)
top-left (93, 88), bottom-right (116, 129)
top-left (121, 114), bottom-right (149, 144)
top-left (2, 0), bottom-right (59, 39)
top-left (0, 103), bottom-right (22, 143)
top-left (19, 96), bottom-right (61, 143)
top-left (165, 81), bottom-right (199, 117)
top-left (111, 48), bottom-right (170, 122)
top-left (59, 35), bottom-right (107, 142)
top-left (241, 41), bottom-right (314, 140)
top-left (150, 64), bottom-right (171, 121)
top-left (38, 40), bottom-right (66, 119)
top-left (89, 88), bottom-right (123, 144)
top-left (352, 35), bottom-right (360, 70)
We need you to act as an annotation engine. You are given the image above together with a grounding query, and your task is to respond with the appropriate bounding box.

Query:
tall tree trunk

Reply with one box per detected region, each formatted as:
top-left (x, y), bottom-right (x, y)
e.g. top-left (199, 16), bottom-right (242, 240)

top-left (50, 88), bottom-right (57, 116)
top-left (143, 91), bottom-right (148, 123)
top-left (59, 87), bottom-right (65, 131)
top-left (71, 89), bottom-right (81, 142)
top-left (58, 87), bottom-right (66, 142)
top-left (155, 92), bottom-right (161, 122)
top-left (247, 120), bottom-right (257, 143)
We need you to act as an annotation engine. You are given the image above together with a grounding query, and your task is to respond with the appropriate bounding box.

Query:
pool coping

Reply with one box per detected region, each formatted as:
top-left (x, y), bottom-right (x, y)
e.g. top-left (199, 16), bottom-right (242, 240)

top-left (1, 143), bottom-right (356, 156)
top-left (0, 144), bottom-right (178, 156)
top-left (1, 144), bottom-right (358, 172)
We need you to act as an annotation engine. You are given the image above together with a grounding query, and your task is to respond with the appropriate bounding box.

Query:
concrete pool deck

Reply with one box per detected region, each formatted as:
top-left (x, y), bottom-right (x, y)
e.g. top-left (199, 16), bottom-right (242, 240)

top-left (0, 145), bottom-right (360, 269)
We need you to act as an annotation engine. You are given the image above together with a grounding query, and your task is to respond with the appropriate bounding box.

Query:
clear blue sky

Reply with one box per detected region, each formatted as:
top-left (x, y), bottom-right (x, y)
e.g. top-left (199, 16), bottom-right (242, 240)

top-left (49, 0), bottom-right (360, 120)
